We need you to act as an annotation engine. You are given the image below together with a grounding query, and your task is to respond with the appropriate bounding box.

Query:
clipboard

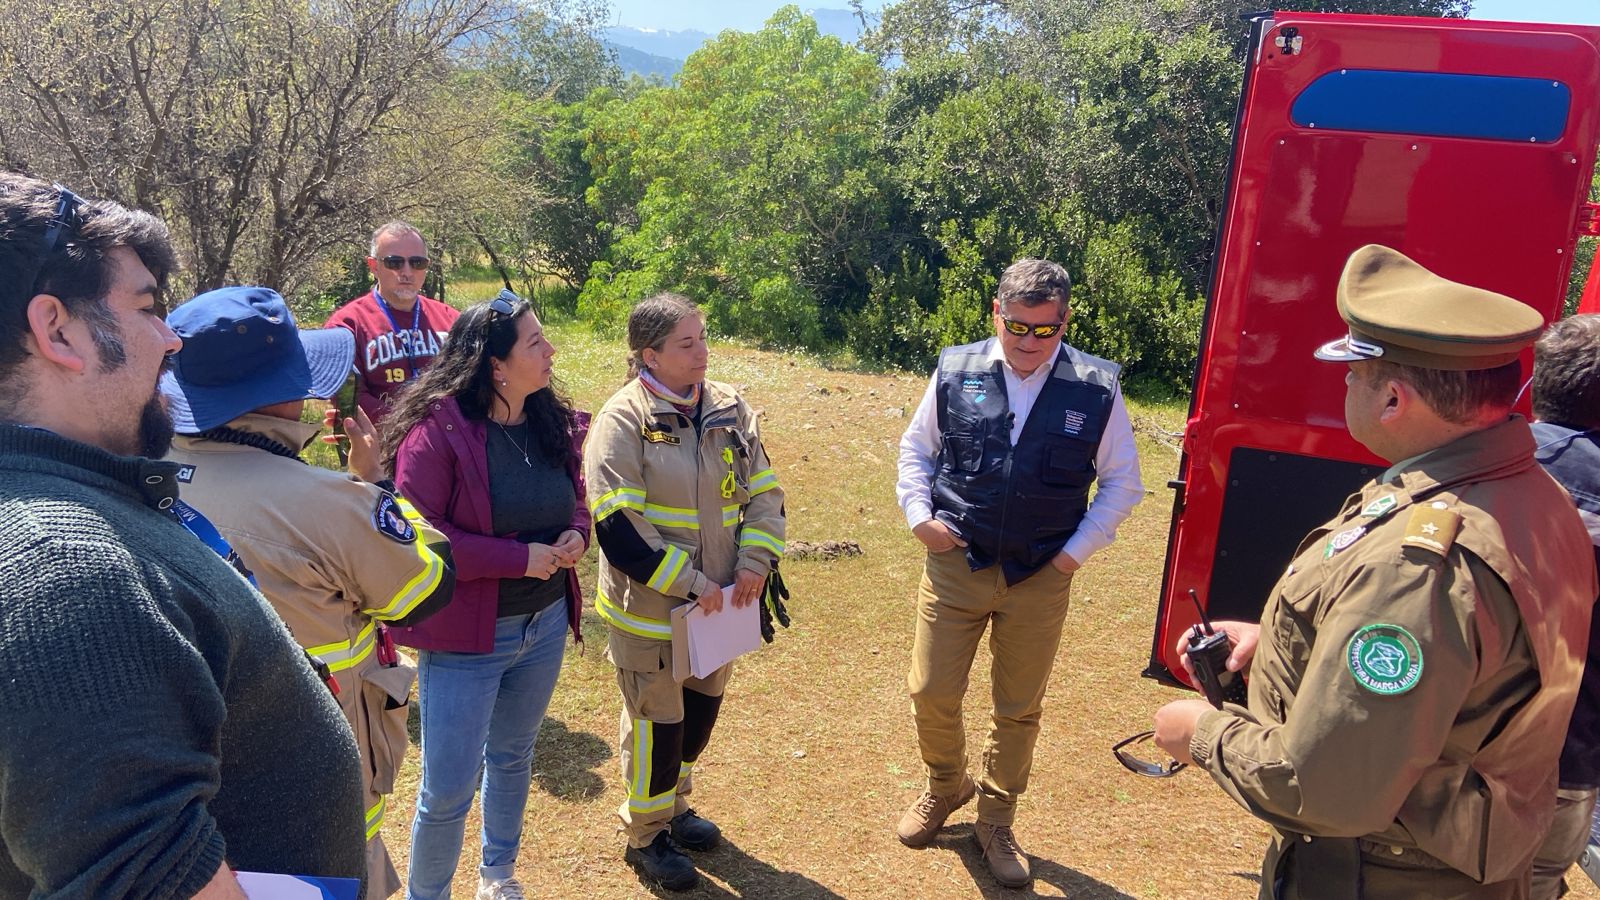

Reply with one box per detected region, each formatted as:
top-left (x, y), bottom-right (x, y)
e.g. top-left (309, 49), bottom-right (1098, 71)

top-left (671, 584), bottom-right (761, 681)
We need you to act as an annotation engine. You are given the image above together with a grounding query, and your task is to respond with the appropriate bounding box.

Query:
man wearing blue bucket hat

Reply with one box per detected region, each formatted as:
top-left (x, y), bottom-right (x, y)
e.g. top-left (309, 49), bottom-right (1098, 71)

top-left (164, 285), bottom-right (456, 898)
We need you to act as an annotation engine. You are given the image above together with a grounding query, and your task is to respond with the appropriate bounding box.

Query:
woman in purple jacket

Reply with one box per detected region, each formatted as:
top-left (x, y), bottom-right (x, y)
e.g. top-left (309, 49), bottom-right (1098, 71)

top-left (381, 291), bottom-right (589, 900)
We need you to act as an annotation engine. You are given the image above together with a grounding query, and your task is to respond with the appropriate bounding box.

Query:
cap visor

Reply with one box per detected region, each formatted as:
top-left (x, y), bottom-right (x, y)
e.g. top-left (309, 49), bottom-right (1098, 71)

top-left (1314, 336), bottom-right (1382, 363)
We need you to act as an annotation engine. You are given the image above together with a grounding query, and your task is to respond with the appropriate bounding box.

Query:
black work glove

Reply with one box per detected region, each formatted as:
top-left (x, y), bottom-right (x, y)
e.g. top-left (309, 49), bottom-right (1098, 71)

top-left (759, 564), bottom-right (792, 643)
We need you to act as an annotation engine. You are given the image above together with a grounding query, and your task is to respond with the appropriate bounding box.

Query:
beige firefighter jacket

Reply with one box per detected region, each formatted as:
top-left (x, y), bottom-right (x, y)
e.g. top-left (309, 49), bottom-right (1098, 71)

top-left (584, 378), bottom-right (784, 640)
top-left (167, 413), bottom-right (450, 894)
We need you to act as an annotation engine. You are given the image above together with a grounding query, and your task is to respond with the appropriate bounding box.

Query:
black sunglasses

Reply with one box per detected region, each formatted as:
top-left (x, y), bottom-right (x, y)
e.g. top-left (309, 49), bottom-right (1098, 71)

top-left (28, 184), bottom-right (83, 295)
top-left (1000, 316), bottom-right (1064, 339)
top-left (379, 254), bottom-right (430, 271)
top-left (488, 288), bottom-right (520, 317)
top-left (1112, 730), bottom-right (1187, 778)
top-left (41, 185), bottom-right (82, 255)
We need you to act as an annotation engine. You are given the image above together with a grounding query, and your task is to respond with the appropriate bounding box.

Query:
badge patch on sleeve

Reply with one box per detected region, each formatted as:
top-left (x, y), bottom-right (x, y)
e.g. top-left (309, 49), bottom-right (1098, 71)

top-left (373, 494), bottom-right (416, 544)
top-left (1346, 624), bottom-right (1423, 695)
top-left (1402, 505), bottom-right (1460, 556)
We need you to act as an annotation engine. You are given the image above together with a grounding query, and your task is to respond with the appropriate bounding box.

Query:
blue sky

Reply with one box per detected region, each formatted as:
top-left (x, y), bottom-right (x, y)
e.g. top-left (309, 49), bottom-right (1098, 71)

top-left (1471, 0), bottom-right (1600, 24)
top-left (609, 1), bottom-right (1600, 32)
top-left (608, 1), bottom-right (883, 32)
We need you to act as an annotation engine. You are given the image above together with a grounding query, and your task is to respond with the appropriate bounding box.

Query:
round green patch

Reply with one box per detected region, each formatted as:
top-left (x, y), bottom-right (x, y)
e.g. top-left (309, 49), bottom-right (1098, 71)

top-left (1345, 624), bottom-right (1423, 695)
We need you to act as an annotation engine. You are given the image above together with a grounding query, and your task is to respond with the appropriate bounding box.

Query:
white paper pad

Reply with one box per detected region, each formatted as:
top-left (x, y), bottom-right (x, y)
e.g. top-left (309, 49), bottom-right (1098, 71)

top-left (235, 872), bottom-right (324, 899)
top-left (671, 584), bottom-right (761, 681)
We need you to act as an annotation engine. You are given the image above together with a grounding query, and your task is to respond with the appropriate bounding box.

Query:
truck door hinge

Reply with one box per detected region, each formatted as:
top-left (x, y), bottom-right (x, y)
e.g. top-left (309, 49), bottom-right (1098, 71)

top-left (1274, 26), bottom-right (1302, 56)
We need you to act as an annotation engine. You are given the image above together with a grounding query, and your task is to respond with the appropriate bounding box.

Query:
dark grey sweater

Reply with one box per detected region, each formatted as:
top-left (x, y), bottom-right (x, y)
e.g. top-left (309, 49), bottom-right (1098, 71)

top-left (0, 425), bottom-right (366, 898)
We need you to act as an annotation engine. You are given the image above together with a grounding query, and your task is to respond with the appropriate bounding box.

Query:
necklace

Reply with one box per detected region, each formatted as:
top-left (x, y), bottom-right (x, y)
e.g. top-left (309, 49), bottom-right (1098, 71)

top-left (494, 419), bottom-right (532, 467)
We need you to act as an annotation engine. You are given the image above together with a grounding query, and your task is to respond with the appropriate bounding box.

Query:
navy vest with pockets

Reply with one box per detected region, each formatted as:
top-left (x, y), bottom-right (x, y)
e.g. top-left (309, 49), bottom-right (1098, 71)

top-left (932, 338), bottom-right (1118, 585)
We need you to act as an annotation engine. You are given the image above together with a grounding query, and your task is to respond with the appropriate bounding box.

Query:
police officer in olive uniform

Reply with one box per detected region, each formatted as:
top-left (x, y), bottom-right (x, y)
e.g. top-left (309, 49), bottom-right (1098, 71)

top-left (1152, 245), bottom-right (1598, 899)
top-left (161, 286), bottom-right (456, 898)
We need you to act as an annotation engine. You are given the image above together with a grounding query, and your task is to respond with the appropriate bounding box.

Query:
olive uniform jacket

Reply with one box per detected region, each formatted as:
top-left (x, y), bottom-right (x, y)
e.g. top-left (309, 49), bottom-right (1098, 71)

top-left (584, 378), bottom-right (784, 651)
top-left (1192, 417), bottom-right (1597, 892)
top-left (167, 413), bottom-right (453, 896)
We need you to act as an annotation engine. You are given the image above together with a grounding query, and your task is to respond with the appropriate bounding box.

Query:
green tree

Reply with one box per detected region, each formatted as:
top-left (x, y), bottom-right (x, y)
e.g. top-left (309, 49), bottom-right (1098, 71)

top-left (577, 7), bottom-right (891, 348)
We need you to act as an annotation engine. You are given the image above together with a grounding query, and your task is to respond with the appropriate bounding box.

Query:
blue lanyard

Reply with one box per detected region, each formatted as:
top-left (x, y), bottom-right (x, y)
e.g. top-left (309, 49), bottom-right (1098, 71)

top-left (374, 290), bottom-right (421, 377)
top-left (170, 498), bottom-right (257, 587)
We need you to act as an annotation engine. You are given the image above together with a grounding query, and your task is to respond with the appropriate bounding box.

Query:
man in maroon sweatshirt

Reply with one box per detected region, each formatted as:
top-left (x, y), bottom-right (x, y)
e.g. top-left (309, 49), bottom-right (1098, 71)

top-left (325, 221), bottom-right (459, 424)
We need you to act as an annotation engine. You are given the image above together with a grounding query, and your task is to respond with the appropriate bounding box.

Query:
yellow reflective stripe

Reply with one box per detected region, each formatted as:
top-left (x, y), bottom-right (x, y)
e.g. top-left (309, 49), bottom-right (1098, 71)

top-left (305, 621), bottom-right (377, 672)
top-left (643, 503), bottom-right (699, 530)
top-left (629, 791), bottom-right (677, 814)
top-left (647, 545), bottom-right (688, 593)
top-left (626, 718), bottom-right (675, 812)
top-left (632, 718), bottom-right (650, 801)
top-left (595, 591), bottom-right (672, 639)
top-left (371, 502), bottom-right (445, 620)
top-left (721, 505), bottom-right (740, 527)
top-left (739, 527), bottom-right (784, 556)
top-left (748, 468), bottom-right (778, 495)
top-left (365, 796), bottom-right (385, 841)
top-left (590, 486), bottom-right (646, 522)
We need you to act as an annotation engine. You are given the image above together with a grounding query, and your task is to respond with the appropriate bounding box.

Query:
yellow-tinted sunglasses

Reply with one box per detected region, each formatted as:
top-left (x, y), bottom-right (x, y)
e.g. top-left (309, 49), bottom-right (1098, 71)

top-left (1000, 317), bottom-right (1064, 339)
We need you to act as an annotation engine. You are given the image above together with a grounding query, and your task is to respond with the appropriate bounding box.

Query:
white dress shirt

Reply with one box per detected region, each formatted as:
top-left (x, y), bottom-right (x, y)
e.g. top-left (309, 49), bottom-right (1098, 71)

top-left (895, 340), bottom-right (1144, 566)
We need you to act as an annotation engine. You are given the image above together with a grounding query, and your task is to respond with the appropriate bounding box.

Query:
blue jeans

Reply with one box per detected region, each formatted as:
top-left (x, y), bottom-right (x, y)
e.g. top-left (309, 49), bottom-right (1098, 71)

top-left (406, 602), bottom-right (567, 899)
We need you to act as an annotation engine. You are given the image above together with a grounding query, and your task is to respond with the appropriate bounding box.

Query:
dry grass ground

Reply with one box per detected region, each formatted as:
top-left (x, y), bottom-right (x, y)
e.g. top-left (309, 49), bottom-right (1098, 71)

top-left (361, 313), bottom-right (1600, 899)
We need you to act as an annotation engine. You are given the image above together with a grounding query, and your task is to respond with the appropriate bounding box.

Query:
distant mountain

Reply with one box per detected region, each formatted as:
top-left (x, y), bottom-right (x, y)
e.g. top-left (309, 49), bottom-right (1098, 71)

top-left (605, 40), bottom-right (682, 80)
top-left (603, 8), bottom-right (867, 69)
top-left (602, 26), bottom-right (716, 63)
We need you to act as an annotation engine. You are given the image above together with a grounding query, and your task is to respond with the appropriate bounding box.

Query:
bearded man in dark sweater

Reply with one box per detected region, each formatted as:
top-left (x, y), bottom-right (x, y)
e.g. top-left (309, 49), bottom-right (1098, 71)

top-left (0, 173), bottom-right (366, 898)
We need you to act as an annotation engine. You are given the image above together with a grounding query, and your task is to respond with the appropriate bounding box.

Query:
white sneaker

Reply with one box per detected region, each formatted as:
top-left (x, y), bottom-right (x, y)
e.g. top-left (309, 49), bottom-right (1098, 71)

top-left (476, 876), bottom-right (528, 900)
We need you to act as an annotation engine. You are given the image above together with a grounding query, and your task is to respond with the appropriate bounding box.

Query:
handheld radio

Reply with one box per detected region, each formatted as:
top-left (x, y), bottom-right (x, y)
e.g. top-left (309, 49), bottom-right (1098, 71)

top-left (1185, 589), bottom-right (1247, 708)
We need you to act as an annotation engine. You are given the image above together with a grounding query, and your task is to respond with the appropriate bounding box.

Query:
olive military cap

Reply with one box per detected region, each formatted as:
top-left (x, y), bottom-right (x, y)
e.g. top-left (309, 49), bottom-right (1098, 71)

top-left (1314, 244), bottom-right (1545, 370)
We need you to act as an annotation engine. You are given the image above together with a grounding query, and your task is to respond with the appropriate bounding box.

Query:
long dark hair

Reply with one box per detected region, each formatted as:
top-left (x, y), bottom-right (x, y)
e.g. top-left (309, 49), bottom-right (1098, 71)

top-left (382, 298), bottom-right (576, 474)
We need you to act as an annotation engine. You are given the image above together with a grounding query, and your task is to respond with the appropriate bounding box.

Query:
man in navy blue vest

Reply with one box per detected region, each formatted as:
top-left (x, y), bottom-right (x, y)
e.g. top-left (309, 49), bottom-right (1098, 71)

top-left (1528, 313), bottom-right (1600, 899)
top-left (893, 258), bottom-right (1144, 887)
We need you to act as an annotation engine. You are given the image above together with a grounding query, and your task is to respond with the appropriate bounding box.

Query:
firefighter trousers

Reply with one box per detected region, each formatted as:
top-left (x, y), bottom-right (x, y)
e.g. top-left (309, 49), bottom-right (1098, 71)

top-left (608, 627), bottom-right (731, 848)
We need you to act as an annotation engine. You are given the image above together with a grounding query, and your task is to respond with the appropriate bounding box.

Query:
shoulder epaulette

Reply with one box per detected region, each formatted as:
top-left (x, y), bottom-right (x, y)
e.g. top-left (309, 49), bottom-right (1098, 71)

top-left (1400, 502), bottom-right (1462, 558)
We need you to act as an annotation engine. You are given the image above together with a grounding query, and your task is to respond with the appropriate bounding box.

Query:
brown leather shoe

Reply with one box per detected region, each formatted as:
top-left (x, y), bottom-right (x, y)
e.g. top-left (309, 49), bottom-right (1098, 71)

top-left (975, 820), bottom-right (1030, 887)
top-left (895, 775), bottom-right (976, 847)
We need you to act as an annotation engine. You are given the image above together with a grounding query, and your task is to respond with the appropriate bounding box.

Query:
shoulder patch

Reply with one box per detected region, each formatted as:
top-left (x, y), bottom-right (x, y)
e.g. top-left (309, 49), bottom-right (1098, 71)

top-left (1346, 624), bottom-right (1423, 695)
top-left (373, 493), bottom-right (416, 544)
top-left (1401, 505), bottom-right (1460, 557)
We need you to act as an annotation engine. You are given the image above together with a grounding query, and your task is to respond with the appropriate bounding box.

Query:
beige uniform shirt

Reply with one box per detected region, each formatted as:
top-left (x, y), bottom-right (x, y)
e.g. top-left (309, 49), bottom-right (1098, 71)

top-left (1192, 417), bottom-right (1596, 888)
top-left (168, 413), bottom-right (448, 894)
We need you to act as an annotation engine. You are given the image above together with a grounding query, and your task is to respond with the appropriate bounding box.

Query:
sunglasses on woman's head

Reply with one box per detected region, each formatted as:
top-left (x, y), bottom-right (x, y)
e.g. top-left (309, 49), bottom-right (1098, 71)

top-left (379, 255), bottom-right (430, 271)
top-left (488, 288), bottom-right (519, 317)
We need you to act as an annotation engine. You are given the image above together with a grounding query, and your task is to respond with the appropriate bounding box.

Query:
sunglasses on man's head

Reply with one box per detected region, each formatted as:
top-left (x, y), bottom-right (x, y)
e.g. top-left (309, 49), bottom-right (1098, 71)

top-left (379, 255), bottom-right (430, 271)
top-left (1000, 316), bottom-right (1064, 339)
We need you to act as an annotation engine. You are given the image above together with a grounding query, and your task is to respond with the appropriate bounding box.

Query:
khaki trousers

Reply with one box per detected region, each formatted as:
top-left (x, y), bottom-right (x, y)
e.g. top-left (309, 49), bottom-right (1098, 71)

top-left (609, 628), bottom-right (731, 848)
top-left (1531, 787), bottom-right (1599, 900)
top-left (907, 548), bottom-right (1073, 826)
